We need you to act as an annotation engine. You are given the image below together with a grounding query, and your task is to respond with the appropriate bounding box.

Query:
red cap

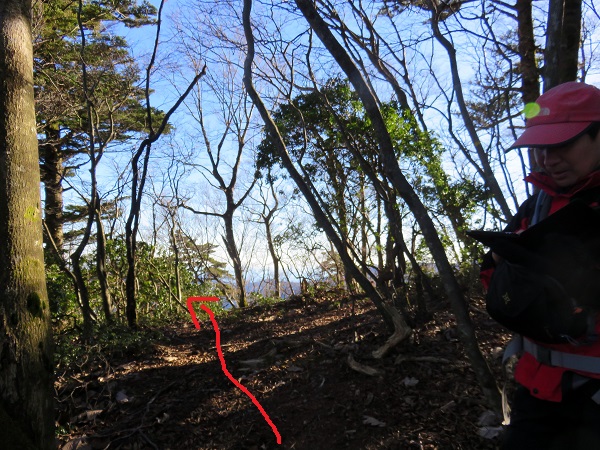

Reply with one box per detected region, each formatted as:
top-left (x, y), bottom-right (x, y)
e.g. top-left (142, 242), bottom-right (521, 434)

top-left (510, 82), bottom-right (600, 149)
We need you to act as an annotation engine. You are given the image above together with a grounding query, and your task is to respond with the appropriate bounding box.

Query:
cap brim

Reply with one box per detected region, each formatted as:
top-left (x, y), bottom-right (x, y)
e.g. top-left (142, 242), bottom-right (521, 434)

top-left (509, 122), bottom-right (592, 150)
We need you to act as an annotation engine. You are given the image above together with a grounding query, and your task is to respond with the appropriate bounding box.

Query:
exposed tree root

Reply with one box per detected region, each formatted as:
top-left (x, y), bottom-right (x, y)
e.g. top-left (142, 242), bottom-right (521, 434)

top-left (372, 303), bottom-right (412, 359)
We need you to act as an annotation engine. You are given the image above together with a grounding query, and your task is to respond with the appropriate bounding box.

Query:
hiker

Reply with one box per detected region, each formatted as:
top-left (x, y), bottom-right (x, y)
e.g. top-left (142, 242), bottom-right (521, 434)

top-left (480, 81), bottom-right (600, 449)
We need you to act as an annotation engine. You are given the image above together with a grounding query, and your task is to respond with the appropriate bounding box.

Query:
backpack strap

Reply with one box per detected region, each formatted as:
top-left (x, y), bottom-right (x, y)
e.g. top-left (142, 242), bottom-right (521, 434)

top-left (522, 338), bottom-right (600, 373)
top-left (530, 190), bottom-right (551, 226)
top-left (501, 190), bottom-right (551, 365)
top-left (502, 335), bottom-right (600, 407)
top-left (504, 334), bottom-right (600, 381)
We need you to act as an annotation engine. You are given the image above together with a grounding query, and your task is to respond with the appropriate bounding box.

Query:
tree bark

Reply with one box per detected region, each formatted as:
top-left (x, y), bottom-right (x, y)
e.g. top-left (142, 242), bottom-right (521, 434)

top-left (334, 10), bottom-right (507, 233)
top-left (0, 0), bottom-right (54, 447)
top-left (428, 9), bottom-right (512, 222)
top-left (71, 246), bottom-right (94, 337)
top-left (96, 209), bottom-right (113, 323)
top-left (40, 122), bottom-right (64, 252)
top-left (123, 0), bottom-right (205, 326)
top-left (515, 0), bottom-right (540, 173)
top-left (264, 211), bottom-right (281, 298)
top-left (293, 0), bottom-right (501, 413)
top-left (544, 0), bottom-right (582, 90)
top-left (223, 210), bottom-right (247, 307)
top-left (169, 211), bottom-right (183, 307)
top-left (73, 0), bottom-right (100, 338)
top-left (243, 0), bottom-right (412, 343)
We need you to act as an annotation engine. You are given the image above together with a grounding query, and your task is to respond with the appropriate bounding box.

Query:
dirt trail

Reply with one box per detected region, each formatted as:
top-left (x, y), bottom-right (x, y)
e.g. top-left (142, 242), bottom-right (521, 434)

top-left (56, 294), bottom-right (507, 449)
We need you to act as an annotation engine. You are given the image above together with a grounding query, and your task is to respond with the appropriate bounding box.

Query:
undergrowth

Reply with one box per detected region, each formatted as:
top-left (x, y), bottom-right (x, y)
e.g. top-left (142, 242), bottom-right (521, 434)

top-left (52, 297), bottom-right (268, 371)
top-left (54, 323), bottom-right (164, 372)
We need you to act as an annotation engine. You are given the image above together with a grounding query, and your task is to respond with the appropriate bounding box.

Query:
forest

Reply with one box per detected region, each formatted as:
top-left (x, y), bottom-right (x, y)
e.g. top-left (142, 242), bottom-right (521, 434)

top-left (0, 0), bottom-right (599, 448)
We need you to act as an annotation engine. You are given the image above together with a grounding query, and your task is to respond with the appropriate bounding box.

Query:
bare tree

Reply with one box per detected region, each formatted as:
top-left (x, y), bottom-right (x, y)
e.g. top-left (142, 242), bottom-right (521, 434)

top-left (181, 87), bottom-right (257, 308)
top-left (318, 0), bottom-right (512, 226)
top-left (150, 157), bottom-right (191, 312)
top-left (249, 174), bottom-right (288, 298)
top-left (243, 0), bottom-right (412, 358)
top-left (124, 0), bottom-right (205, 328)
top-left (289, 0), bottom-right (501, 413)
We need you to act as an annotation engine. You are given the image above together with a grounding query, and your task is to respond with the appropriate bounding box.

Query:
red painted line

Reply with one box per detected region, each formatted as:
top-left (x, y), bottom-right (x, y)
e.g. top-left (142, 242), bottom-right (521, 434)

top-left (186, 296), bottom-right (219, 329)
top-left (187, 297), bottom-right (282, 445)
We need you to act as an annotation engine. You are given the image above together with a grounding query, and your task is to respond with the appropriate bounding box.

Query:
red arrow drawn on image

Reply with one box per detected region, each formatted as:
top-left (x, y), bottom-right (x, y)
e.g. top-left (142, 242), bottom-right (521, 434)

top-left (186, 297), bottom-right (282, 445)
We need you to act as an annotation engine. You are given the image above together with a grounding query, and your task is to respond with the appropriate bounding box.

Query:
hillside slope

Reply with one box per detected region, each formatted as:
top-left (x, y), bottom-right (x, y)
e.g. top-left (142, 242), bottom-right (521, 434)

top-left (56, 293), bottom-right (508, 449)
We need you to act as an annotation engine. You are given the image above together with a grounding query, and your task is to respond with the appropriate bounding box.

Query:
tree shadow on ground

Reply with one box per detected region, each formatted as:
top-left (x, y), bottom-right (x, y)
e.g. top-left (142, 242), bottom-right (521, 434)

top-left (56, 294), bottom-right (507, 449)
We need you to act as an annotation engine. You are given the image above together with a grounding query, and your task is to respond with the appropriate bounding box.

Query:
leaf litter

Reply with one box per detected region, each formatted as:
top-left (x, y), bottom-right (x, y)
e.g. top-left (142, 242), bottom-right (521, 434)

top-left (56, 293), bottom-right (508, 449)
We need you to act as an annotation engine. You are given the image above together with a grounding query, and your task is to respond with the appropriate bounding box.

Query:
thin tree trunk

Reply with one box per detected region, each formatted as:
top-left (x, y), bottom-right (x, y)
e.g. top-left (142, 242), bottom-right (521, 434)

top-left (428, 10), bottom-right (512, 222)
top-left (223, 211), bottom-right (246, 307)
top-left (41, 122), bottom-right (64, 252)
top-left (169, 212), bottom-right (182, 306)
top-left (339, 8), bottom-right (511, 225)
top-left (263, 175), bottom-right (281, 298)
top-left (96, 210), bottom-right (113, 323)
top-left (264, 215), bottom-right (281, 298)
top-left (125, 151), bottom-right (144, 328)
top-left (0, 0), bottom-right (54, 447)
top-left (243, 0), bottom-right (411, 343)
top-left (74, 0), bottom-right (100, 339)
top-left (293, 0), bottom-right (501, 413)
top-left (123, 0), bottom-right (204, 327)
top-left (71, 248), bottom-right (94, 336)
top-left (359, 172), bottom-right (368, 274)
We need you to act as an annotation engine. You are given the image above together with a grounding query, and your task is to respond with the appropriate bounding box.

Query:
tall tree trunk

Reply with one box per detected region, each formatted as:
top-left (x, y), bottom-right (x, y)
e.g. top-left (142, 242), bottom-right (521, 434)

top-left (293, 0), bottom-right (501, 413)
top-left (40, 122), bottom-right (64, 252)
top-left (169, 213), bottom-right (182, 306)
top-left (123, 0), bottom-right (204, 328)
top-left (71, 248), bottom-right (94, 337)
top-left (73, 0), bottom-right (99, 339)
top-left (428, 10), bottom-right (512, 222)
top-left (261, 175), bottom-right (281, 298)
top-left (243, 0), bottom-right (411, 347)
top-left (264, 215), bottom-right (281, 298)
top-left (516, 0), bottom-right (540, 173)
top-left (69, 188), bottom-right (95, 339)
top-left (96, 210), bottom-right (113, 323)
top-left (125, 142), bottom-right (148, 328)
top-left (0, 0), bottom-right (54, 447)
top-left (341, 10), bottom-right (511, 224)
top-left (125, 216), bottom-right (139, 328)
top-left (359, 172), bottom-right (368, 274)
top-left (223, 211), bottom-right (246, 307)
top-left (544, 0), bottom-right (582, 90)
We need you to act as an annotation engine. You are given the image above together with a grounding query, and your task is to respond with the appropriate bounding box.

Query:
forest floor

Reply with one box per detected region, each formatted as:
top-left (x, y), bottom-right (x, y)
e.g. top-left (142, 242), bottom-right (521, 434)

top-left (55, 290), bottom-right (512, 450)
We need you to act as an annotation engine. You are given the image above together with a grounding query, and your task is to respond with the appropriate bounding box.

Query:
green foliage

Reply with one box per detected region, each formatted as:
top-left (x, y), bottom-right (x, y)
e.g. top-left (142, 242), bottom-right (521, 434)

top-left (258, 77), bottom-right (486, 273)
top-left (45, 261), bottom-right (78, 319)
top-left (258, 79), bottom-right (486, 224)
top-left (34, 0), bottom-right (169, 253)
top-left (54, 322), bottom-right (163, 371)
top-left (99, 238), bottom-right (198, 321)
top-left (47, 233), bottom-right (232, 330)
top-left (172, 232), bottom-right (231, 285)
top-left (34, 0), bottom-right (161, 139)
top-left (80, 0), bottom-right (157, 28)
top-left (248, 292), bottom-right (282, 307)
